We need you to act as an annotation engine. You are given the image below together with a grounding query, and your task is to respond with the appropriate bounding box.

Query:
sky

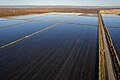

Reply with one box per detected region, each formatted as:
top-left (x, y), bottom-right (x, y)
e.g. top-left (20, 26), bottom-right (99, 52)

top-left (0, 0), bottom-right (120, 6)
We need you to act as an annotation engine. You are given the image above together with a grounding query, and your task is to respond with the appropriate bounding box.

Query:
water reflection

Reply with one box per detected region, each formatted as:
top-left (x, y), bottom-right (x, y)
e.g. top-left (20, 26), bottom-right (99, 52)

top-left (0, 21), bottom-right (57, 45)
top-left (0, 13), bottom-right (98, 80)
top-left (102, 14), bottom-right (120, 27)
top-left (103, 14), bottom-right (120, 59)
top-left (108, 28), bottom-right (120, 59)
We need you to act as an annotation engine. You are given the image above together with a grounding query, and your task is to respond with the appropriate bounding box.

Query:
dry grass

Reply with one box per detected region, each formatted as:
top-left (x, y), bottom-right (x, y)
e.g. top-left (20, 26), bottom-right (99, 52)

top-left (100, 9), bottom-right (120, 14)
top-left (1, 8), bottom-right (120, 17)
top-left (0, 8), bottom-right (98, 17)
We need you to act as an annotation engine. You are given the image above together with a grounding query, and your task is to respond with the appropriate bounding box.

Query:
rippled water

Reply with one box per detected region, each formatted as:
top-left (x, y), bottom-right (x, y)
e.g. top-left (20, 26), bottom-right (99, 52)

top-left (0, 13), bottom-right (98, 80)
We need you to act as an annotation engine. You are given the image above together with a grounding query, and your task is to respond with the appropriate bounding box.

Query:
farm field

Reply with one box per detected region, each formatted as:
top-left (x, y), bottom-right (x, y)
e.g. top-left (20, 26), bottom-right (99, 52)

top-left (0, 13), bottom-right (98, 80)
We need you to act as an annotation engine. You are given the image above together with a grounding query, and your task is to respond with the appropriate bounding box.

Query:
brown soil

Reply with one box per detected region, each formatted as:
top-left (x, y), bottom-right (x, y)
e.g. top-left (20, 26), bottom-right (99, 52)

top-left (0, 8), bottom-right (99, 17)
top-left (100, 9), bottom-right (120, 14)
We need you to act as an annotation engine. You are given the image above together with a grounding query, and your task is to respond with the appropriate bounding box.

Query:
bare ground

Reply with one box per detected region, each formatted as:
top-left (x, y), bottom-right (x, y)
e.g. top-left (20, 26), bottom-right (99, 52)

top-left (0, 8), bottom-right (99, 17)
top-left (100, 9), bottom-right (120, 14)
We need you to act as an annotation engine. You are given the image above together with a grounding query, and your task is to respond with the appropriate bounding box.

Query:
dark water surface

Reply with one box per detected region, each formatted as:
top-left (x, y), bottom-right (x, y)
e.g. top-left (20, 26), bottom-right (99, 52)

top-left (103, 14), bottom-right (120, 59)
top-left (0, 13), bottom-right (98, 80)
top-left (8, 14), bottom-right (46, 19)
top-left (102, 14), bottom-right (120, 27)
top-left (0, 21), bottom-right (57, 45)
top-left (0, 19), bottom-right (27, 27)
top-left (66, 16), bottom-right (98, 25)
top-left (108, 28), bottom-right (120, 59)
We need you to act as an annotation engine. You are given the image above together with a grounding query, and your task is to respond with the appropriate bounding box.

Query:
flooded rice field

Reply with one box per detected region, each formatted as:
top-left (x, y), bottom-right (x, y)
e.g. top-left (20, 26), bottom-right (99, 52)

top-left (102, 14), bottom-right (120, 27)
top-left (0, 13), bottom-right (98, 80)
top-left (102, 14), bottom-right (120, 59)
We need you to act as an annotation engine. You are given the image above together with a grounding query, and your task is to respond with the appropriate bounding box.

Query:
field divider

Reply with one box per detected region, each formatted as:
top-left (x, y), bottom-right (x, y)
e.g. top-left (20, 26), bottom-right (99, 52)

top-left (0, 23), bottom-right (60, 49)
top-left (64, 22), bottom-right (97, 26)
top-left (0, 22), bottom-right (30, 28)
top-left (46, 16), bottom-right (64, 22)
top-left (0, 16), bottom-right (63, 28)
top-left (0, 14), bottom-right (48, 28)
top-left (0, 17), bottom-right (74, 49)
top-left (106, 26), bottom-right (120, 28)
top-left (98, 12), bottom-right (120, 80)
top-left (100, 13), bottom-right (120, 71)
top-left (98, 12), bottom-right (108, 80)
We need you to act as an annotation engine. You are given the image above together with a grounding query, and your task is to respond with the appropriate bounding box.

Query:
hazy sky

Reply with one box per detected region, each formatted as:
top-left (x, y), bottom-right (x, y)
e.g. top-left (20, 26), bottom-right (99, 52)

top-left (0, 0), bottom-right (120, 6)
